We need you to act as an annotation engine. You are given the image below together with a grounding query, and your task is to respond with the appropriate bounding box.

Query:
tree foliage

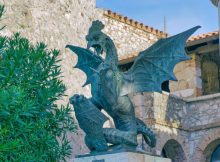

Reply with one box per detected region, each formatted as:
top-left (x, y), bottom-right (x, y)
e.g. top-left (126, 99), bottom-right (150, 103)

top-left (0, 5), bottom-right (75, 161)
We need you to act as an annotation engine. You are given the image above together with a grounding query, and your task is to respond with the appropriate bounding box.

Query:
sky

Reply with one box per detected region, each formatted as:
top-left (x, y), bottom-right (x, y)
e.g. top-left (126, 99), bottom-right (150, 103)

top-left (96, 0), bottom-right (218, 36)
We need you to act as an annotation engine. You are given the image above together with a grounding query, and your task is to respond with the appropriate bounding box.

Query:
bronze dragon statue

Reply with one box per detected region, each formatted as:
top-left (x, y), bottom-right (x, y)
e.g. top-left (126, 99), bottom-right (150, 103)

top-left (66, 21), bottom-right (200, 152)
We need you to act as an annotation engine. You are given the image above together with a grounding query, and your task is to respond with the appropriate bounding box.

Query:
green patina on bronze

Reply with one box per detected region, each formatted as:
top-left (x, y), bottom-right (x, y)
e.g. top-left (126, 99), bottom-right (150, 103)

top-left (66, 21), bottom-right (200, 152)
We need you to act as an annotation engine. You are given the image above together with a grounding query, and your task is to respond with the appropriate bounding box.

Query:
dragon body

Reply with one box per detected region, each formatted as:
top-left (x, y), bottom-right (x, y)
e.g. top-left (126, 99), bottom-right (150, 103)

top-left (67, 21), bottom-right (200, 152)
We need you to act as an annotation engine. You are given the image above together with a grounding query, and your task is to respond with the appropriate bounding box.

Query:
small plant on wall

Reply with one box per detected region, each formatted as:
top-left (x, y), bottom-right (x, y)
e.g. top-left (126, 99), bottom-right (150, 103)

top-left (0, 5), bottom-right (76, 161)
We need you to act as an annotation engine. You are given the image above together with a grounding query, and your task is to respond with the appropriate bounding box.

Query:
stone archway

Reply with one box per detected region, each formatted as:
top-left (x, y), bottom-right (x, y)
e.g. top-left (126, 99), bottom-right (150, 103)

top-left (161, 139), bottom-right (187, 162)
top-left (204, 139), bottom-right (220, 162)
top-left (195, 129), bottom-right (220, 162)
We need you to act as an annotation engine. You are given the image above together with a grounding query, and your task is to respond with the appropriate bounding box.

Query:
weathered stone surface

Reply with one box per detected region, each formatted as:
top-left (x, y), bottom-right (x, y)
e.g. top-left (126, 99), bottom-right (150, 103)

top-left (132, 92), bottom-right (220, 162)
top-left (0, 1), bottom-right (164, 160)
top-left (98, 9), bottom-right (161, 58)
top-left (74, 152), bottom-right (171, 162)
top-left (170, 53), bottom-right (202, 98)
top-left (0, 0), bottom-right (99, 100)
top-left (0, 0), bottom-right (99, 160)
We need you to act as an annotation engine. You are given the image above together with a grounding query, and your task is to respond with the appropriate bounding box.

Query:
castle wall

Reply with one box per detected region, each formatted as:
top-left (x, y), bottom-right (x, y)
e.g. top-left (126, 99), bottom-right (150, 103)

top-left (185, 94), bottom-right (220, 161)
top-left (131, 92), bottom-right (220, 162)
top-left (170, 53), bottom-right (202, 98)
top-left (0, 0), bottom-right (99, 160)
top-left (0, 0), bottom-right (99, 98)
top-left (0, 1), bottom-right (166, 160)
top-left (184, 93), bottom-right (220, 129)
top-left (188, 128), bottom-right (220, 162)
top-left (131, 92), bottom-right (186, 129)
top-left (99, 10), bottom-right (165, 60)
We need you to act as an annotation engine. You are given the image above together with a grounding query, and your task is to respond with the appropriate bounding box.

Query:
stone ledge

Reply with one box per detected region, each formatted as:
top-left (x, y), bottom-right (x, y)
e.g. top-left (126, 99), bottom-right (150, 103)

top-left (184, 93), bottom-right (220, 102)
top-left (144, 118), bottom-right (183, 129)
top-left (74, 151), bottom-right (171, 162)
top-left (188, 120), bottom-right (220, 131)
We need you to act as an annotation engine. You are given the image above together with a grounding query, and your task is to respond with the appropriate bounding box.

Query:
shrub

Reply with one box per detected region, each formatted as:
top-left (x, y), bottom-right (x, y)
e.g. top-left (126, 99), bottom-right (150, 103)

top-left (0, 6), bottom-right (75, 161)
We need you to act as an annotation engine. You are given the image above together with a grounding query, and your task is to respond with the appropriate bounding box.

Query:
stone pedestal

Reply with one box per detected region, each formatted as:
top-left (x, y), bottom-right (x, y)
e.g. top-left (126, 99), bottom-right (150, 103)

top-left (74, 151), bottom-right (171, 162)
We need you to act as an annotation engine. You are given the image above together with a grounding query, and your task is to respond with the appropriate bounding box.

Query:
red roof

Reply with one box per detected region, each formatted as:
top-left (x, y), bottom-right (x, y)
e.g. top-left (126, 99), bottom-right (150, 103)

top-left (187, 31), bottom-right (218, 42)
top-left (119, 31), bottom-right (219, 63)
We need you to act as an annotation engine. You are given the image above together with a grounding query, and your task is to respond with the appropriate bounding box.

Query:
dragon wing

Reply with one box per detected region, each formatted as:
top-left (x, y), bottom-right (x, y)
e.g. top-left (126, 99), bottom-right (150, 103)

top-left (74, 97), bottom-right (108, 135)
top-left (120, 26), bottom-right (200, 96)
top-left (75, 103), bottom-right (108, 132)
top-left (66, 45), bottom-right (104, 86)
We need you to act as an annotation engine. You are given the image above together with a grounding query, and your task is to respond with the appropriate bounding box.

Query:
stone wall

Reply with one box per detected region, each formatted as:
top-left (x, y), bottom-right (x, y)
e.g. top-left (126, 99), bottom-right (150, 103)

top-left (99, 10), bottom-right (166, 60)
top-left (0, 1), bottom-right (168, 159)
top-left (131, 92), bottom-right (186, 128)
top-left (0, 0), bottom-right (99, 98)
top-left (131, 92), bottom-right (189, 161)
top-left (131, 92), bottom-right (220, 162)
top-left (0, 0), bottom-right (99, 160)
top-left (187, 128), bottom-right (220, 162)
top-left (184, 93), bottom-right (220, 129)
top-left (0, 0), bottom-right (167, 101)
top-left (170, 53), bottom-right (202, 98)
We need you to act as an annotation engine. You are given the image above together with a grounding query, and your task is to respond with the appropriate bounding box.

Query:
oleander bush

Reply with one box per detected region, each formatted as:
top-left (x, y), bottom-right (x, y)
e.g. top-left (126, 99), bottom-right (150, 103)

top-left (0, 5), bottom-right (75, 161)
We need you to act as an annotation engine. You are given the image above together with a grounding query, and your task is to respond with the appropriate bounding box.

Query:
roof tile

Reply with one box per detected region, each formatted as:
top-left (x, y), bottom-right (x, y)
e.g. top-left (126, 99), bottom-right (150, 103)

top-left (119, 31), bottom-right (219, 63)
top-left (187, 31), bottom-right (218, 42)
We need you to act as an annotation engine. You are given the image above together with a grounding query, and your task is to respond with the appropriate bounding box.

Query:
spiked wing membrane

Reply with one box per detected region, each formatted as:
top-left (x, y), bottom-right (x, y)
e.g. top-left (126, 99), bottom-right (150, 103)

top-left (74, 101), bottom-right (108, 134)
top-left (120, 26), bottom-right (200, 96)
top-left (66, 45), bottom-right (103, 86)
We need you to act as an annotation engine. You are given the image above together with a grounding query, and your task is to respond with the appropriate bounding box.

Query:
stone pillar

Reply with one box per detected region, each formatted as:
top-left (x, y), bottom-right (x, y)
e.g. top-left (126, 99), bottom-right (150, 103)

top-left (170, 53), bottom-right (202, 98)
top-left (193, 53), bottom-right (203, 96)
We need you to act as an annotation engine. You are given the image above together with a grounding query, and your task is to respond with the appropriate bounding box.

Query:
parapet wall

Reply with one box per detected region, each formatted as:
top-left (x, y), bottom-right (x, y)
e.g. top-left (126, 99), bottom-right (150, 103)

top-left (131, 92), bottom-right (220, 161)
top-left (184, 93), bottom-right (220, 130)
top-left (132, 92), bottom-right (220, 130)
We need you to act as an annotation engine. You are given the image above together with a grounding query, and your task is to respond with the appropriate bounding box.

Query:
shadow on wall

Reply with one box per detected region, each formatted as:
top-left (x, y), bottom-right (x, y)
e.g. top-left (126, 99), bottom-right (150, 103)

top-left (163, 93), bottom-right (186, 127)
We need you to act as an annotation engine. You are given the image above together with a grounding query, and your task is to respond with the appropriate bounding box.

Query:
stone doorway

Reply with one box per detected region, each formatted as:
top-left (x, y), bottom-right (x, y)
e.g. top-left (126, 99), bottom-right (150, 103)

top-left (161, 139), bottom-right (187, 162)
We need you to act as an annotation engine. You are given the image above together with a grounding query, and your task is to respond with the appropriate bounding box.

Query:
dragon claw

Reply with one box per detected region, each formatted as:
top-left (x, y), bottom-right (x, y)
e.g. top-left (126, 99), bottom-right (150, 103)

top-left (69, 94), bottom-right (87, 105)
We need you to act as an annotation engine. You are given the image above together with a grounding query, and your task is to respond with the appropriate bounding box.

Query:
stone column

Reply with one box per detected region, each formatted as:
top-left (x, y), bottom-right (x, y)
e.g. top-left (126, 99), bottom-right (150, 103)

top-left (170, 53), bottom-right (202, 98)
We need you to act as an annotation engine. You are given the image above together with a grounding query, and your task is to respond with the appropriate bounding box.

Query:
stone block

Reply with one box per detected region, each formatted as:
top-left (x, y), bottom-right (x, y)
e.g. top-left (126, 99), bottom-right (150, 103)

top-left (74, 152), bottom-right (171, 162)
top-left (180, 89), bottom-right (194, 98)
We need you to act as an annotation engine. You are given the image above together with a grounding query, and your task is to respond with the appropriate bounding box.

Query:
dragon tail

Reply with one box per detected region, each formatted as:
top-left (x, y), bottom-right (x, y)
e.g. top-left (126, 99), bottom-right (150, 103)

top-left (102, 128), bottom-right (137, 146)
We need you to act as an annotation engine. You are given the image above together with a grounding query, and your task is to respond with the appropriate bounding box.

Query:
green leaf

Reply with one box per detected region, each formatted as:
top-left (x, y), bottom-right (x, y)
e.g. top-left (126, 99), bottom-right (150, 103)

top-left (0, 11), bottom-right (76, 160)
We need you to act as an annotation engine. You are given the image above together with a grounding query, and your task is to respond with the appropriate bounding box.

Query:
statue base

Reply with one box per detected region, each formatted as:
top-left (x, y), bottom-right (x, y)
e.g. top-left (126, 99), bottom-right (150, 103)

top-left (74, 151), bottom-right (171, 162)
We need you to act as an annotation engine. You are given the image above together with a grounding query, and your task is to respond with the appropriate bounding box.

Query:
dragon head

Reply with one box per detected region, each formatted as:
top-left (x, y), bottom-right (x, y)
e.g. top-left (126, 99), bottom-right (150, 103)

top-left (86, 20), bottom-right (109, 55)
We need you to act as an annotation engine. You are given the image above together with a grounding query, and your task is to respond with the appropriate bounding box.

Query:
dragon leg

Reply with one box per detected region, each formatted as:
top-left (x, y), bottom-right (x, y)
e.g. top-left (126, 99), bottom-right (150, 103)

top-left (136, 118), bottom-right (156, 147)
